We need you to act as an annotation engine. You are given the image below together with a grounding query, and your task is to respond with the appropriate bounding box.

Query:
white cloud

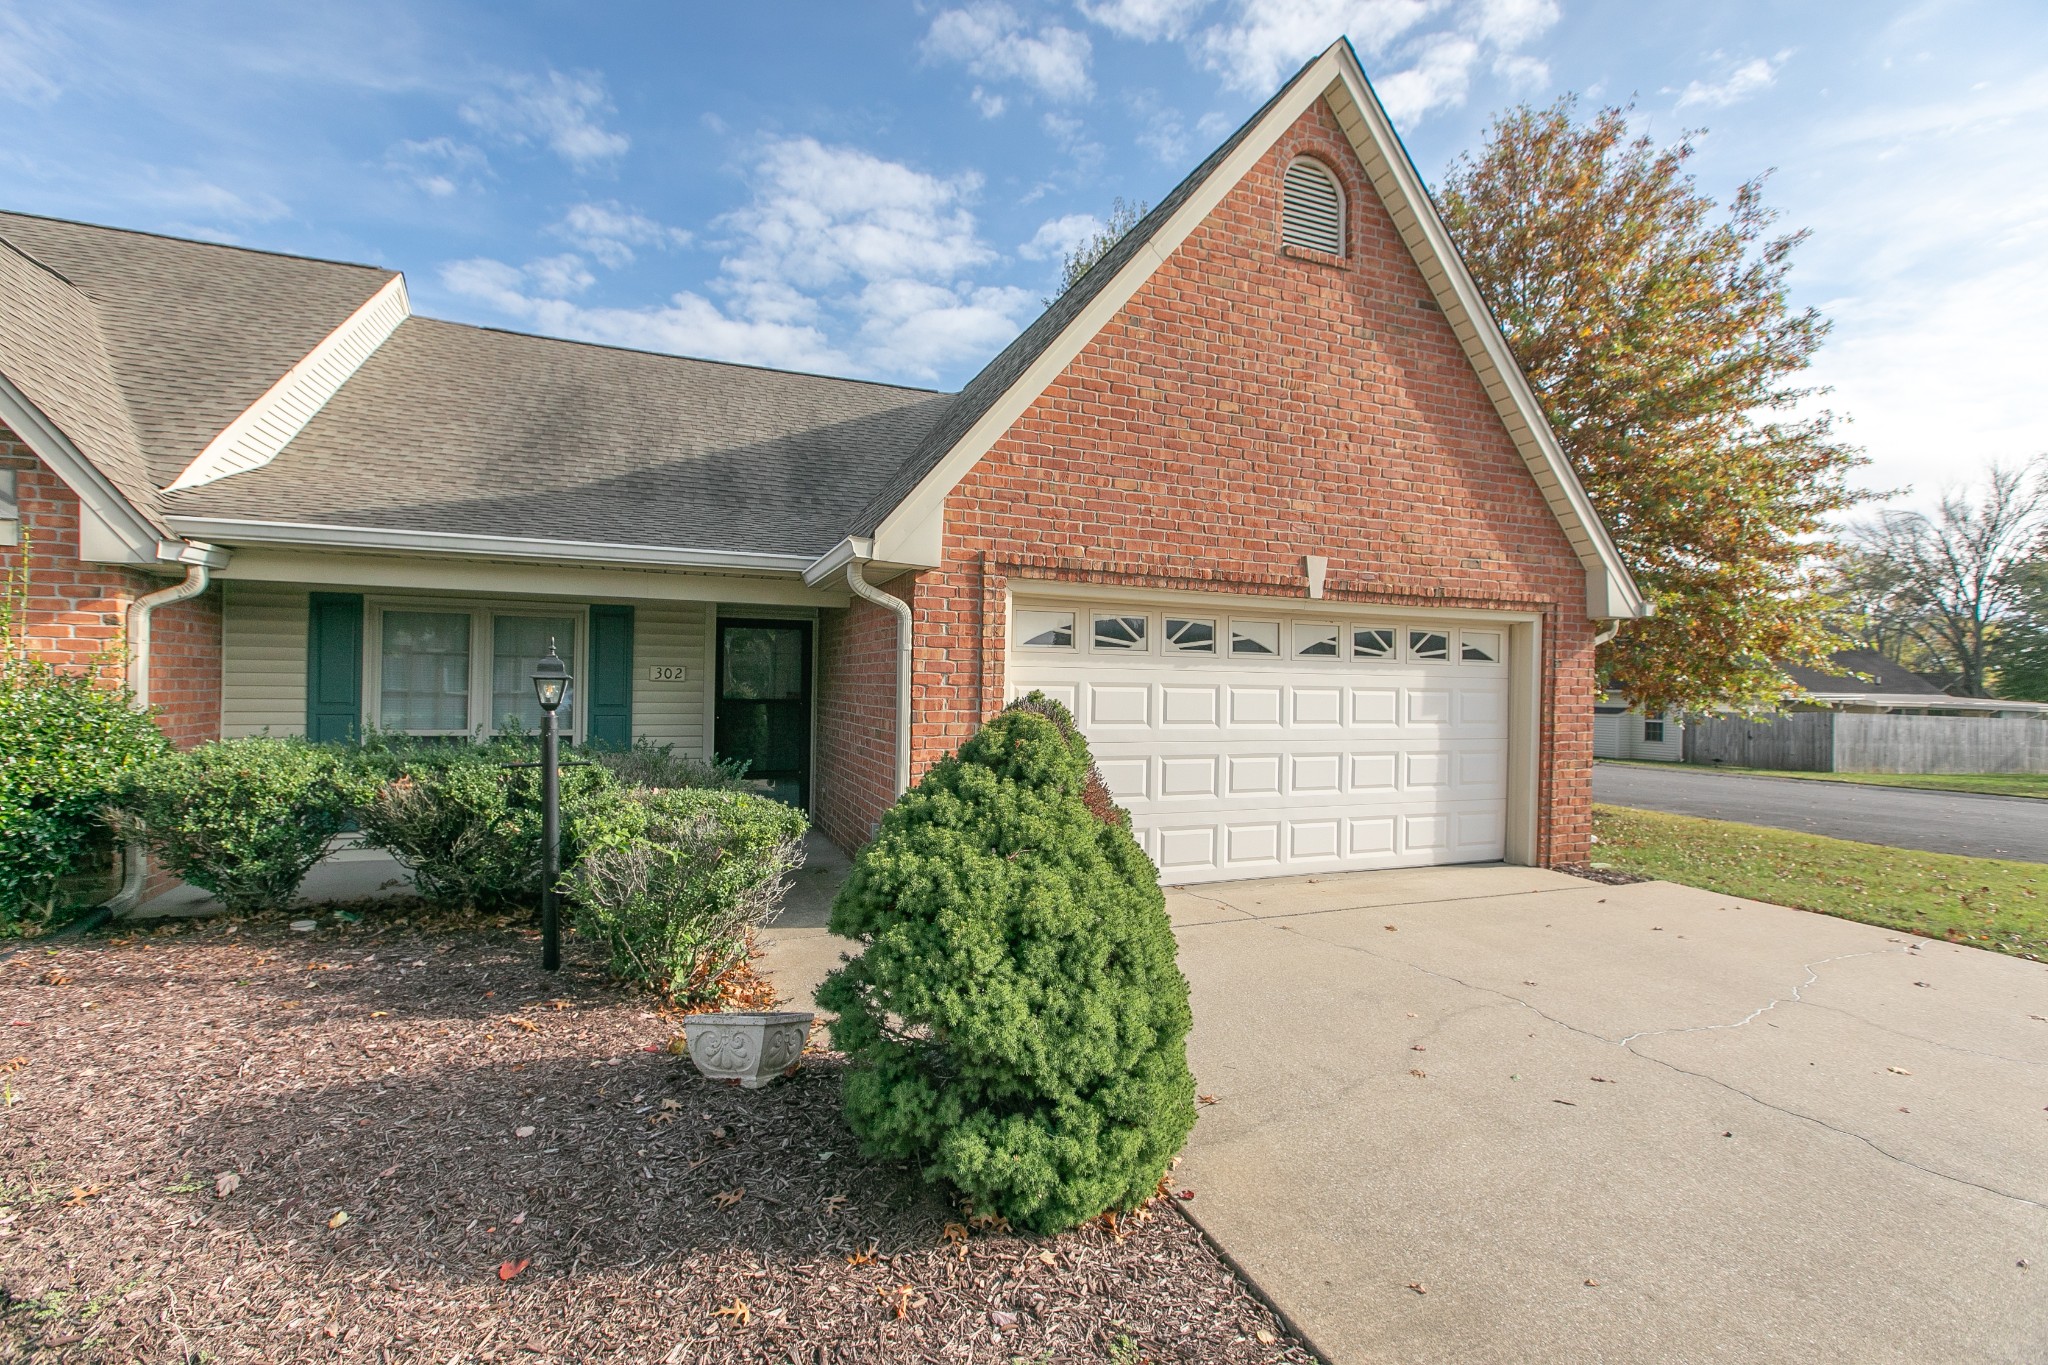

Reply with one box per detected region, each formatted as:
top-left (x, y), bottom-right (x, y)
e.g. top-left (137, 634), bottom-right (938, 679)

top-left (1674, 51), bottom-right (1790, 111)
top-left (971, 85), bottom-right (1008, 118)
top-left (1020, 211), bottom-right (1105, 260)
top-left (459, 70), bottom-right (630, 170)
top-left (1190, 0), bottom-right (1557, 124)
top-left (922, 3), bottom-right (1094, 104)
top-left (446, 135), bottom-right (1037, 383)
top-left (1076, 0), bottom-right (1213, 41)
top-left (551, 201), bottom-right (691, 267)
top-left (386, 136), bottom-right (489, 197)
top-left (1790, 71), bottom-right (2048, 506)
top-left (143, 178), bottom-right (290, 223)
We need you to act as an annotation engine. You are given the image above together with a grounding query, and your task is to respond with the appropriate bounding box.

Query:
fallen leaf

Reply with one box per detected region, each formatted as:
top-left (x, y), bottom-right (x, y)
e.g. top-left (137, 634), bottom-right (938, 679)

top-left (1177, 1188), bottom-right (1195, 1201)
top-left (378, 1164), bottom-right (399, 1179)
top-left (327, 1209), bottom-right (349, 1229)
top-left (1256, 1329), bottom-right (1277, 1345)
top-left (64, 1185), bottom-right (104, 1206)
top-left (822, 1193), bottom-right (848, 1215)
top-left (1383, 924), bottom-right (1398, 932)
top-left (369, 1010), bottom-right (390, 1018)
top-left (41, 971), bottom-right (71, 985)
top-left (1552, 1099), bottom-right (1577, 1106)
top-left (1585, 1278), bottom-right (1601, 1287)
top-left (991, 1309), bottom-right (1019, 1328)
top-left (713, 1188), bottom-right (744, 1208)
top-left (660, 1098), bottom-right (681, 1110)
top-left (1411, 1044), bottom-right (1427, 1052)
top-left (713, 1298), bottom-right (751, 1325)
top-left (1887, 1066), bottom-right (1913, 1076)
top-left (1197, 1093), bottom-right (1218, 1105)
top-left (515, 1126), bottom-right (536, 1138)
top-left (1039, 1251), bottom-right (1058, 1266)
top-left (880, 1283), bottom-right (922, 1319)
top-left (846, 1243), bottom-right (877, 1266)
top-left (214, 1172), bottom-right (240, 1199)
top-left (1590, 1076), bottom-right (1614, 1083)
top-left (1406, 1282), bottom-right (1427, 1295)
top-left (1409, 1068), bottom-right (1427, 1078)
top-left (1522, 980), bottom-right (1539, 986)
top-left (498, 1258), bottom-right (530, 1282)
top-left (507, 1017), bottom-right (538, 1032)
top-left (549, 999), bottom-right (571, 1010)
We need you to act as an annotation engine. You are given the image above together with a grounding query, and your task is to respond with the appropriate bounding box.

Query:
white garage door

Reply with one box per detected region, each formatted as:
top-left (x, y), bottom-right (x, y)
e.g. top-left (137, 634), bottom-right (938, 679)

top-left (1008, 601), bottom-right (1512, 885)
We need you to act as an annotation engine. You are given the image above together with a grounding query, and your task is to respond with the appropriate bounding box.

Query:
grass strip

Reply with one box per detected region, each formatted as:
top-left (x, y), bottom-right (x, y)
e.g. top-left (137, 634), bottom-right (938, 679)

top-left (1591, 803), bottom-right (2048, 961)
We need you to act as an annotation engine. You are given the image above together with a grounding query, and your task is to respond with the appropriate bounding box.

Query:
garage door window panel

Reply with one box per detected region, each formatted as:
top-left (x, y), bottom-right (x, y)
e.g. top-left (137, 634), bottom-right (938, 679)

top-left (1292, 622), bottom-right (1340, 659)
top-left (1461, 630), bottom-right (1501, 663)
top-left (1231, 620), bottom-right (1280, 656)
top-left (1409, 629), bottom-right (1450, 661)
top-left (1092, 614), bottom-right (1148, 651)
top-left (1018, 610), bottom-right (1075, 649)
top-left (1352, 627), bottom-right (1396, 660)
top-left (1165, 617), bottom-right (1216, 653)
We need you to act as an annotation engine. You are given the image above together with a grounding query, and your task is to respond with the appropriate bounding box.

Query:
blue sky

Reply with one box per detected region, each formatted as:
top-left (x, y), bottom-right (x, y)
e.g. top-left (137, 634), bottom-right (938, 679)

top-left (2, 1), bottom-right (2043, 507)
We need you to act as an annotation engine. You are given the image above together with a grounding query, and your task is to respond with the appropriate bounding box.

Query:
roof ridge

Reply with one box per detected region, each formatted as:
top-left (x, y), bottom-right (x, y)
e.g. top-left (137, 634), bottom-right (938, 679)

top-left (0, 230), bottom-right (80, 289)
top-left (408, 315), bottom-right (951, 396)
top-left (0, 208), bottom-right (395, 276)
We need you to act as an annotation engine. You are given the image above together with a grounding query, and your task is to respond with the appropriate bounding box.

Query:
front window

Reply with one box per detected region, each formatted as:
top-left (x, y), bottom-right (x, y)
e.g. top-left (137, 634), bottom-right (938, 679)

top-left (380, 611), bottom-right (470, 734)
top-left (492, 614), bottom-right (579, 734)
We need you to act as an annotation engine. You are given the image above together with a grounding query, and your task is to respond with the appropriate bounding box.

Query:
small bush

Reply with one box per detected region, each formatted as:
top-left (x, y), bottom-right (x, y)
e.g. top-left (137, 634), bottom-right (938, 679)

top-left (817, 700), bottom-right (1197, 1233)
top-left (0, 661), bottom-right (169, 932)
top-left (119, 738), bottom-right (369, 913)
top-left (353, 739), bottom-right (617, 911)
top-left (570, 788), bottom-right (806, 1005)
top-left (584, 738), bottom-right (750, 792)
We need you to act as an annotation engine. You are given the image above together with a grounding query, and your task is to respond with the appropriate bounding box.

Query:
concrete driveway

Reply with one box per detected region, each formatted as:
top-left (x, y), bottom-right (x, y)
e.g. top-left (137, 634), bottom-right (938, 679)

top-left (1594, 762), bottom-right (2048, 862)
top-left (1166, 866), bottom-right (2048, 1365)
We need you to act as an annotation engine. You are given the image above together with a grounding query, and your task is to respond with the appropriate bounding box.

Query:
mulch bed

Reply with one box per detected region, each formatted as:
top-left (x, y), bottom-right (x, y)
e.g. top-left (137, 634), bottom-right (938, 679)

top-left (1551, 862), bottom-right (1650, 886)
top-left (0, 907), bottom-right (1313, 1364)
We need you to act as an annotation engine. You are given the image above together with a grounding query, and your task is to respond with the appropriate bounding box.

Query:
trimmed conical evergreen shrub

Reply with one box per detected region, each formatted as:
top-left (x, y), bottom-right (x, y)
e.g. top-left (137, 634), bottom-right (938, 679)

top-left (817, 697), bottom-right (1196, 1233)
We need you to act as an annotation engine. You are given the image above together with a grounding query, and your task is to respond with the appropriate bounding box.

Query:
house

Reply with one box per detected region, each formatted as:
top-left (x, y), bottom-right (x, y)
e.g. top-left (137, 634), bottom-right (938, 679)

top-left (1592, 698), bottom-right (1682, 762)
top-left (0, 40), bottom-right (1644, 897)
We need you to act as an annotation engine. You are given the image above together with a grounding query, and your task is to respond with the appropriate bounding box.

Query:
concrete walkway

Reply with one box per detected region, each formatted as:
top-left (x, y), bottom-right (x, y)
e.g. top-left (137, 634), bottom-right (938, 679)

top-left (1594, 761), bottom-right (2048, 862)
top-left (1166, 866), bottom-right (2048, 1365)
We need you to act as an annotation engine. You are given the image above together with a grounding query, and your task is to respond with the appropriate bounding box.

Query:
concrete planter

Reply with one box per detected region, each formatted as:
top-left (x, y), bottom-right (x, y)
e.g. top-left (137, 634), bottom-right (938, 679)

top-left (682, 1011), bottom-right (813, 1089)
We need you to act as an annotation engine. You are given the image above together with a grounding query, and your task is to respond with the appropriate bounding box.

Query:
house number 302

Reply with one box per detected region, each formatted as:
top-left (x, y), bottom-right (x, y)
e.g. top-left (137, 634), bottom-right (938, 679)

top-left (646, 665), bottom-right (688, 682)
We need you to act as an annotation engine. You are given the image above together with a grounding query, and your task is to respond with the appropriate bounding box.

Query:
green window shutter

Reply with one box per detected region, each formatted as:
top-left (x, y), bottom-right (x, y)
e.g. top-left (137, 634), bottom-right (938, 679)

top-left (306, 592), bottom-right (364, 742)
top-left (586, 604), bottom-right (634, 750)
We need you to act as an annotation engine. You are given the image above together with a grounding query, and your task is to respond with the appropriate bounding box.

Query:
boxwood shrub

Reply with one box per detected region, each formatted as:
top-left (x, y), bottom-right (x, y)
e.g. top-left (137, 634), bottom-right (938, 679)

top-left (119, 737), bottom-right (370, 913)
top-left (818, 699), bottom-right (1197, 1233)
top-left (0, 661), bottom-right (169, 932)
top-left (570, 787), bottom-right (806, 1004)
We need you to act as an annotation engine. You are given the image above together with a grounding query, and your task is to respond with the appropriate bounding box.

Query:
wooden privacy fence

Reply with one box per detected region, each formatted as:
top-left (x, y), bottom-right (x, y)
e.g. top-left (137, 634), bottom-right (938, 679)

top-left (1683, 711), bottom-right (2048, 773)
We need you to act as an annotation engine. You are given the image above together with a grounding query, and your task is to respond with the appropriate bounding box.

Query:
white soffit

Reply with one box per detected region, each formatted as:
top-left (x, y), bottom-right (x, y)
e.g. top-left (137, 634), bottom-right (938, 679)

top-left (165, 274), bottom-right (411, 492)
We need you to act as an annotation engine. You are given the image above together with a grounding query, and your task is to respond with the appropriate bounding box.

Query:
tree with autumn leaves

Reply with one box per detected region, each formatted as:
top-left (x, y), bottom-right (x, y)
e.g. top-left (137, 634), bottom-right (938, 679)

top-left (1438, 99), bottom-right (1865, 713)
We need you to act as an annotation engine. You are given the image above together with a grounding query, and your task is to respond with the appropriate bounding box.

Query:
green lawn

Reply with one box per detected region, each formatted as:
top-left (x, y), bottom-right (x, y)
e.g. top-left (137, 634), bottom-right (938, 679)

top-left (1600, 760), bottom-right (2048, 800)
top-left (1591, 803), bottom-right (2048, 960)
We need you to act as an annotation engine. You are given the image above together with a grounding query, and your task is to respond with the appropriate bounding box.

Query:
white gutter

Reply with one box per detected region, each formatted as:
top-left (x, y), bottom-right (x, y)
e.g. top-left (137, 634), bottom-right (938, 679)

top-left (844, 559), bottom-right (913, 796)
top-left (104, 561), bottom-right (214, 916)
top-left (165, 516), bottom-right (812, 574)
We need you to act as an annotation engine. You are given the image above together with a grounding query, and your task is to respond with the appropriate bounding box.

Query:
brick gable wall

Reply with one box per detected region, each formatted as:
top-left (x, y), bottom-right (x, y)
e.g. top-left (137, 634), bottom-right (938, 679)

top-left (1, 423), bottom-right (223, 749)
top-left (813, 99), bottom-right (1595, 863)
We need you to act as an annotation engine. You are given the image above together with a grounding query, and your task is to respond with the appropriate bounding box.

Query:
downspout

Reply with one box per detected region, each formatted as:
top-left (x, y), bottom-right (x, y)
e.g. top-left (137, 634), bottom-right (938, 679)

top-left (103, 563), bottom-right (212, 915)
top-left (844, 561), bottom-right (913, 796)
top-left (1592, 621), bottom-right (1620, 648)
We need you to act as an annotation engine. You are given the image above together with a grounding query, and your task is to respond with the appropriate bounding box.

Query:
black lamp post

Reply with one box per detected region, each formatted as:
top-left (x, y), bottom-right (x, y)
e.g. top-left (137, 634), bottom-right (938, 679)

top-left (531, 641), bottom-right (570, 972)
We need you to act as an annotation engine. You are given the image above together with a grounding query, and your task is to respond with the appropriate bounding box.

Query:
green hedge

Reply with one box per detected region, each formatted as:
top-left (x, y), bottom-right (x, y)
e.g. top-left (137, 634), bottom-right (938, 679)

top-left (571, 787), bottom-right (806, 1004)
top-left (0, 662), bottom-right (168, 932)
top-left (352, 736), bottom-right (619, 912)
top-left (119, 738), bottom-right (369, 913)
top-left (818, 700), bottom-right (1196, 1233)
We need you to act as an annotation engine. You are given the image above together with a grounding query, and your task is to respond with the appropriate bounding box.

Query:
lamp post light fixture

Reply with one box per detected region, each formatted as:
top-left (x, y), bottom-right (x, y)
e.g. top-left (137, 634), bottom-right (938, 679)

top-left (531, 641), bottom-right (571, 972)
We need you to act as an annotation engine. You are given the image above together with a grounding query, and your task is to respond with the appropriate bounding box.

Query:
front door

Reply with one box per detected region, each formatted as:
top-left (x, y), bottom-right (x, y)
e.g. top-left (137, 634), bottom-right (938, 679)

top-left (715, 619), bottom-right (812, 809)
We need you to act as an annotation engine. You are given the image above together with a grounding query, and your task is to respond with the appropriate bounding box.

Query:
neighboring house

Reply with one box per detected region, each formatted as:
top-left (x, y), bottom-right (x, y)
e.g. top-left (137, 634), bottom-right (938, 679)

top-left (0, 40), bottom-right (1645, 892)
top-left (1592, 699), bottom-right (1681, 762)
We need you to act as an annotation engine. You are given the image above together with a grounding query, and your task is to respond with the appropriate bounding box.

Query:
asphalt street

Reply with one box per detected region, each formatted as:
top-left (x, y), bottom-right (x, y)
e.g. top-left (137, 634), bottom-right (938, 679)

top-left (1593, 762), bottom-right (2048, 862)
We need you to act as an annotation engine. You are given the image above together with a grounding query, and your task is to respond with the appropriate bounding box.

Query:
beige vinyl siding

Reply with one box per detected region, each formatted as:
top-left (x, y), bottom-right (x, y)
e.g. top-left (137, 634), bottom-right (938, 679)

top-left (632, 601), bottom-right (710, 751)
top-left (221, 581), bottom-right (309, 737)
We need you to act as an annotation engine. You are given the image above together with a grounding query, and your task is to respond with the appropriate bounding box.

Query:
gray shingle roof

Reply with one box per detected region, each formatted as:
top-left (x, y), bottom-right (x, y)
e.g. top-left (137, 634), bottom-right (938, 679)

top-left (165, 318), bottom-right (951, 558)
top-left (1783, 649), bottom-right (1947, 697)
top-left (0, 237), bottom-right (159, 522)
top-left (0, 211), bottom-right (394, 490)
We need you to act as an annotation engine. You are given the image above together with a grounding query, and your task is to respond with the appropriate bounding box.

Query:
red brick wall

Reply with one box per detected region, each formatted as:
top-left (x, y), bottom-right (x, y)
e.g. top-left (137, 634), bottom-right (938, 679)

top-left (813, 588), bottom-right (910, 851)
top-left (820, 99), bottom-right (1597, 864)
top-left (1, 424), bottom-right (222, 749)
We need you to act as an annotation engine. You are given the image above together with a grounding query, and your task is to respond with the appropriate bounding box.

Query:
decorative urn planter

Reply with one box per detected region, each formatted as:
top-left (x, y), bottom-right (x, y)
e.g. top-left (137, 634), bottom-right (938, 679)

top-left (682, 1011), bottom-right (813, 1089)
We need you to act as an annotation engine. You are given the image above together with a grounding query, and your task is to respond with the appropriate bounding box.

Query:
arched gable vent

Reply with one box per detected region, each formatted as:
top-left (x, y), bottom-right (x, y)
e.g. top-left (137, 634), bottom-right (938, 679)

top-left (1281, 157), bottom-right (1344, 255)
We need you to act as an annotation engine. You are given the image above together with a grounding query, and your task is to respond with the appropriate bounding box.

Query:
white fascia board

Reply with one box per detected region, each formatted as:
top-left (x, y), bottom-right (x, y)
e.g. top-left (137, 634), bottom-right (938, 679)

top-left (868, 53), bottom-right (1344, 565)
top-left (164, 515), bottom-right (815, 574)
top-left (1319, 48), bottom-right (1647, 621)
top-left (0, 370), bottom-right (160, 562)
top-left (165, 274), bottom-right (411, 493)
